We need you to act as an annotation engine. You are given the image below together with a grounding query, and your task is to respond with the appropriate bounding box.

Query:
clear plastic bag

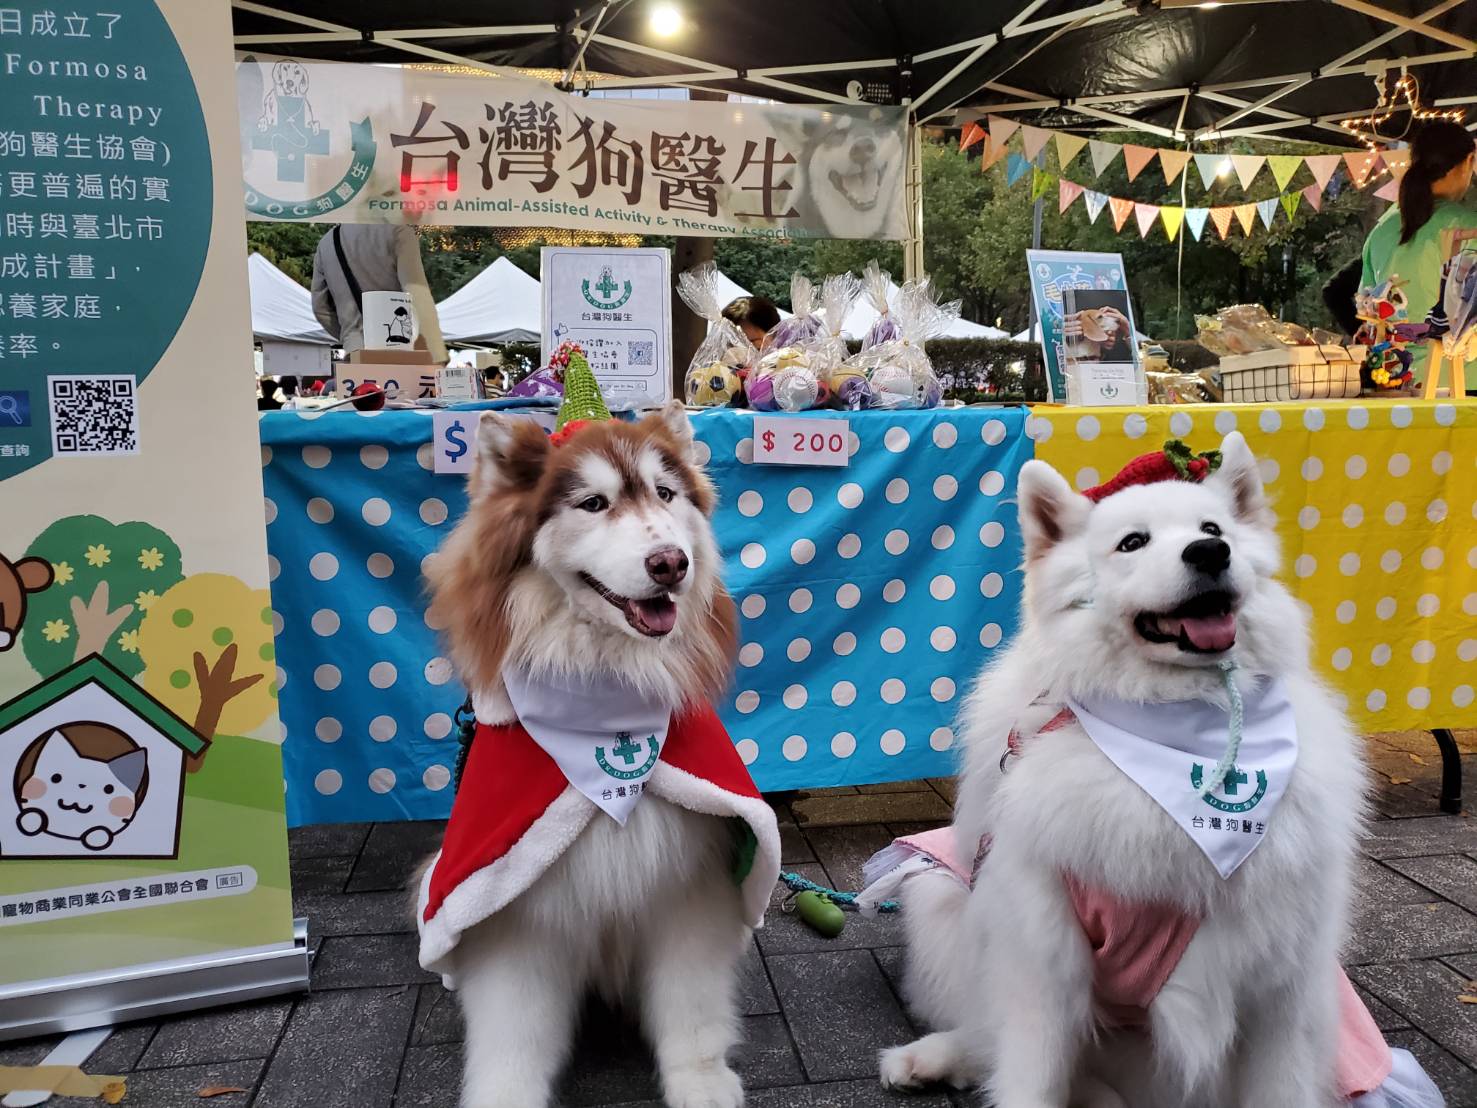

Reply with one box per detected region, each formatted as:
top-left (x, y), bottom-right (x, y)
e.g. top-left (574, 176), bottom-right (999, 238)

top-left (861, 260), bottom-right (900, 349)
top-left (843, 280), bottom-right (956, 409)
top-left (751, 273), bottom-right (859, 412)
top-left (760, 274), bottom-right (823, 353)
top-left (677, 262), bottom-right (756, 407)
top-left (1195, 304), bottom-right (1284, 356)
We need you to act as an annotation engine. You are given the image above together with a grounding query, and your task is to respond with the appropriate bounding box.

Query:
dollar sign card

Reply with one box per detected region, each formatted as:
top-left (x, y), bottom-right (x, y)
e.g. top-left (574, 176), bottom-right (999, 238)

top-left (433, 410), bottom-right (555, 475)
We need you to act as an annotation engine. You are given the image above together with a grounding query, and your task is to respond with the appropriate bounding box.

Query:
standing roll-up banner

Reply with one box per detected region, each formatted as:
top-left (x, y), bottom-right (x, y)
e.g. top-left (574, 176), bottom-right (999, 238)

top-left (0, 0), bottom-right (307, 1037)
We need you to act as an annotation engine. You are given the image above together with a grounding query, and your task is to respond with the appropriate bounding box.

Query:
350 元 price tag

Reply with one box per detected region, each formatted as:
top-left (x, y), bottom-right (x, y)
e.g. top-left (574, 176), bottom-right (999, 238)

top-left (752, 416), bottom-right (850, 468)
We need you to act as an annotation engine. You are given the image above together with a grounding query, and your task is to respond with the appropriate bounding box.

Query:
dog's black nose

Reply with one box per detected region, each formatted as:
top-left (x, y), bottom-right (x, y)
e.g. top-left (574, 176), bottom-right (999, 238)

top-left (1182, 537), bottom-right (1231, 578)
top-left (645, 547), bottom-right (688, 587)
top-left (850, 138), bottom-right (876, 164)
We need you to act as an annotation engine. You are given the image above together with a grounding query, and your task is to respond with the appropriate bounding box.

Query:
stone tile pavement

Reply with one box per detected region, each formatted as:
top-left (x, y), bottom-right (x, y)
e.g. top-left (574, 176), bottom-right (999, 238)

top-left (2, 731), bottom-right (1473, 1107)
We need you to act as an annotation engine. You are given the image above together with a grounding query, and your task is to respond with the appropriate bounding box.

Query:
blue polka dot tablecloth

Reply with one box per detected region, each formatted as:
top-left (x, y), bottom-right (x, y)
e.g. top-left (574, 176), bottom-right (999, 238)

top-left (260, 406), bottom-right (1030, 826)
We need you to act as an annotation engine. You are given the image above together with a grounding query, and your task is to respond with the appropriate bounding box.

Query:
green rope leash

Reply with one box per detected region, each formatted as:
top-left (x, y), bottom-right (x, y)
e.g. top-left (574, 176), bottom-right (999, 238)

top-left (1197, 660), bottom-right (1244, 799)
top-left (780, 871), bottom-right (899, 913)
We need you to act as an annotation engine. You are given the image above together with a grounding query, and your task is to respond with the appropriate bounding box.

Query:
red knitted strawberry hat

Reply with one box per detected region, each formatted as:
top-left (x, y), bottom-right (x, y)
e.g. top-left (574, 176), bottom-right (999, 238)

top-left (1081, 439), bottom-right (1222, 503)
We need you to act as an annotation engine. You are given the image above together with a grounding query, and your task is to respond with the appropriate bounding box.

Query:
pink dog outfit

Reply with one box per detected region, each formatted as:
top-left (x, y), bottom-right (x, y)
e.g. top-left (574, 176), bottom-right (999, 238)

top-left (859, 705), bottom-right (1442, 1107)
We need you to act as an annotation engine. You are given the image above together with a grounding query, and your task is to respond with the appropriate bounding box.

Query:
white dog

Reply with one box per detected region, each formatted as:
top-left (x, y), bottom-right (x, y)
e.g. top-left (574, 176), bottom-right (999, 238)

top-left (416, 404), bottom-right (779, 1108)
top-left (873, 433), bottom-right (1442, 1108)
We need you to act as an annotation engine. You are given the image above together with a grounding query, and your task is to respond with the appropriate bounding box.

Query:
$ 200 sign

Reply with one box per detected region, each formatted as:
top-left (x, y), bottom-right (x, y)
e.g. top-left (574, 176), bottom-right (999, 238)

top-left (752, 416), bottom-right (850, 468)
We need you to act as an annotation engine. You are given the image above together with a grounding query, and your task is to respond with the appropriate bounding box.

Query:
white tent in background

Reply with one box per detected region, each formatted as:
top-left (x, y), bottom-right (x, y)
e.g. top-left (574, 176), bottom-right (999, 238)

top-left (710, 270), bottom-right (791, 323)
top-left (839, 278), bottom-right (1007, 341)
top-left (247, 252), bottom-right (334, 344)
top-left (436, 256), bottom-right (542, 344)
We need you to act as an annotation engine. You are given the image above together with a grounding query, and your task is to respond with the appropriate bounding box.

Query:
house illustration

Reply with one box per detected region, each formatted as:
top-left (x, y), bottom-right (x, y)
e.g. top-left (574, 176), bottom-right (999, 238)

top-left (0, 655), bottom-right (205, 860)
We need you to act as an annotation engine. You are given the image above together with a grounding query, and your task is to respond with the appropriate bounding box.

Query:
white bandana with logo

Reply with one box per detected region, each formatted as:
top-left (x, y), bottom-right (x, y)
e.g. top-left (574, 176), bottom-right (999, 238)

top-left (501, 668), bottom-right (672, 825)
top-left (1067, 675), bottom-right (1299, 879)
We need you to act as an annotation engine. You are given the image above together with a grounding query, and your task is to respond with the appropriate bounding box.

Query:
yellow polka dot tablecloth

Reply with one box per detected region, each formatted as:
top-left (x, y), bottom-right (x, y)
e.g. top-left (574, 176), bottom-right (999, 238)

top-left (1033, 400), bottom-right (1477, 732)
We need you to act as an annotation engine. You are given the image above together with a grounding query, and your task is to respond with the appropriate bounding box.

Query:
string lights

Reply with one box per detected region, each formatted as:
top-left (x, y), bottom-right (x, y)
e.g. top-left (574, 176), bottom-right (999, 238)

top-left (1338, 70), bottom-right (1465, 151)
top-left (495, 227), bottom-right (642, 249)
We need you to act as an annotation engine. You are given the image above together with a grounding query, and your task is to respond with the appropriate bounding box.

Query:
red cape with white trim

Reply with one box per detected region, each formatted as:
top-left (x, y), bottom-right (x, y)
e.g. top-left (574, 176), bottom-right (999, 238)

top-left (417, 701), bottom-right (780, 978)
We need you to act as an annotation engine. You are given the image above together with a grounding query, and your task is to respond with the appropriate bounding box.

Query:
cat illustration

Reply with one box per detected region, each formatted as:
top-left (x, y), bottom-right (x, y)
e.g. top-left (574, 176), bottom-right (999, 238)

top-left (15, 724), bottom-right (148, 851)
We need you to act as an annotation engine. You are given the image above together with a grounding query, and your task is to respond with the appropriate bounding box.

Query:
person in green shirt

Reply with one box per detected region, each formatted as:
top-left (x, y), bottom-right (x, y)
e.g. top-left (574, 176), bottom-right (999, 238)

top-left (1360, 119), bottom-right (1476, 384)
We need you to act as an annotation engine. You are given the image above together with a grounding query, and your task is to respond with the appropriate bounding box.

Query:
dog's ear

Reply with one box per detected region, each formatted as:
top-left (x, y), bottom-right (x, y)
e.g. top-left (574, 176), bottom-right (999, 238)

top-left (646, 400), bottom-right (694, 451)
top-left (1017, 460), bottom-right (1088, 559)
top-left (475, 412), bottom-right (547, 491)
top-left (1208, 431), bottom-right (1271, 526)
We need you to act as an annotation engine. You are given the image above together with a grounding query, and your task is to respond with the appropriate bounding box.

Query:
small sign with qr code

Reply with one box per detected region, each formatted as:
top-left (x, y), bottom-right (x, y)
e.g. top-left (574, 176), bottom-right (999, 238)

top-left (48, 375), bottom-right (140, 457)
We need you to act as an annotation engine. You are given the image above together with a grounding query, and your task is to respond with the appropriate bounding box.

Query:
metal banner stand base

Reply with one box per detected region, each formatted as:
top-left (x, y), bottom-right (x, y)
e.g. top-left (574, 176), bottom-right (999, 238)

top-left (0, 917), bottom-right (309, 1042)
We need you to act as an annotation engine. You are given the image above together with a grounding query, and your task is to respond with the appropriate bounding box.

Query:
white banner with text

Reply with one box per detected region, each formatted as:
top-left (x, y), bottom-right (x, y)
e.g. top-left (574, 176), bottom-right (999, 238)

top-left (237, 55), bottom-right (907, 242)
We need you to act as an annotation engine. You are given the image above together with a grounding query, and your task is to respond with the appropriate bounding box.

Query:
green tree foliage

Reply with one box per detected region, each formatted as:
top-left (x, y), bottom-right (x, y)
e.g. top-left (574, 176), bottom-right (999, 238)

top-left (23, 516), bottom-right (183, 679)
top-left (243, 222), bottom-right (322, 286)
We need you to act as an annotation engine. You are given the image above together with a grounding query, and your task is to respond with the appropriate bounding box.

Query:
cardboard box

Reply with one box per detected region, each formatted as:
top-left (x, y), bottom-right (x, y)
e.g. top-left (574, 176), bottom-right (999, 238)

top-left (349, 347), bottom-right (440, 367)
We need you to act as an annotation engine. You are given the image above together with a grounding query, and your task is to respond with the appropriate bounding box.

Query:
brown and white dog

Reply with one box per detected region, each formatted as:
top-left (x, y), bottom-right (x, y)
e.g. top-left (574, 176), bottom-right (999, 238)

top-left (416, 402), bottom-right (778, 1108)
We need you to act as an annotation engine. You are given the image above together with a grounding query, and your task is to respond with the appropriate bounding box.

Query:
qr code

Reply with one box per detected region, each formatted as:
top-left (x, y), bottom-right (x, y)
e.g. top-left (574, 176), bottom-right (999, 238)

top-left (49, 375), bottom-right (140, 456)
top-left (627, 340), bottom-right (654, 366)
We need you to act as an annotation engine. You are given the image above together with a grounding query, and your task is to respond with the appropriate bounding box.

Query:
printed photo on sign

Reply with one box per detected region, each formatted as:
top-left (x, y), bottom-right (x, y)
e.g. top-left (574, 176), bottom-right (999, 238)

top-left (1062, 289), bottom-right (1136, 364)
top-left (0, 656), bottom-right (203, 860)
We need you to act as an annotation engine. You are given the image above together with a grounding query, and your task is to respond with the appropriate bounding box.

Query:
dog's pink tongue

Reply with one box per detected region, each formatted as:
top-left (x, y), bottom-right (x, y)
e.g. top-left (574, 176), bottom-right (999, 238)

top-left (633, 597), bottom-right (677, 635)
top-left (1180, 612), bottom-right (1237, 652)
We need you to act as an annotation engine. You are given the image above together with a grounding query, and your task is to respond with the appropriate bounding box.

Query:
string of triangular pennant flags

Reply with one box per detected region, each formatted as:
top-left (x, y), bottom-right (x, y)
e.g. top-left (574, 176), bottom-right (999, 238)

top-left (999, 157), bottom-right (1386, 243)
top-left (958, 116), bottom-right (1406, 197)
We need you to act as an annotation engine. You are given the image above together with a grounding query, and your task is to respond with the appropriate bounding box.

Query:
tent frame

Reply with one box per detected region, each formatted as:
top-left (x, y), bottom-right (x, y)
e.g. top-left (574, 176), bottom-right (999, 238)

top-left (232, 0), bottom-right (1476, 277)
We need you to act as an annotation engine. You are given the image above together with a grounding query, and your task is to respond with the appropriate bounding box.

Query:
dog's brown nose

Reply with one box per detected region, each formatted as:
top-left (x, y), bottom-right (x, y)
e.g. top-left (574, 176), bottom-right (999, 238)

top-left (850, 138), bottom-right (876, 164)
top-left (645, 547), bottom-right (688, 587)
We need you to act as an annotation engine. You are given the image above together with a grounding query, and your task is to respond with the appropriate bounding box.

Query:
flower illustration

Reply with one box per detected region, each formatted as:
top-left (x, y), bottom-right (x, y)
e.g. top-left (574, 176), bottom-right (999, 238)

top-left (135, 589), bottom-right (159, 611)
top-left (138, 547), bottom-right (164, 571)
top-left (42, 619), bottom-right (70, 643)
top-left (53, 561), bottom-right (74, 586)
top-left (85, 543), bottom-right (111, 567)
top-left (117, 628), bottom-right (140, 654)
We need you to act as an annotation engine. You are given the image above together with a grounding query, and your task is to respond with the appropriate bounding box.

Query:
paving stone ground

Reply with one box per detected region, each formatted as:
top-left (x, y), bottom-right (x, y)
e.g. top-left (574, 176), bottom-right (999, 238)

top-left (3, 730), bottom-right (1473, 1107)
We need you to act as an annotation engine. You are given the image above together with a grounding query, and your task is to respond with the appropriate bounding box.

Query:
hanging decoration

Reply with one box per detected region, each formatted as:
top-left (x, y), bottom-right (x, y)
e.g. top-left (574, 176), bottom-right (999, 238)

top-left (966, 113), bottom-right (1409, 200)
top-left (1123, 144), bottom-right (1158, 182)
top-left (1337, 70), bottom-right (1466, 150)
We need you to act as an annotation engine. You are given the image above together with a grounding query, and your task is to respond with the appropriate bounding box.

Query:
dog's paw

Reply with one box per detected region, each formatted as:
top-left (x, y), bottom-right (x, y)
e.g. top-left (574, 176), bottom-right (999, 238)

top-left (879, 1034), bottom-right (971, 1092)
top-left (663, 1063), bottom-right (744, 1108)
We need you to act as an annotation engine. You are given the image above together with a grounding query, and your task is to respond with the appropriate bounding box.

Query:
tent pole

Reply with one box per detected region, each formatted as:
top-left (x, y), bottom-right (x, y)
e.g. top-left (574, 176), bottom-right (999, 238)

top-left (905, 122), bottom-right (924, 283)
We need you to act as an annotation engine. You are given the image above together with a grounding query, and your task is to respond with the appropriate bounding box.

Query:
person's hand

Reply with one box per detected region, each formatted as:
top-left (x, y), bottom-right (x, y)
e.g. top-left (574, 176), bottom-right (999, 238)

top-left (1062, 313), bottom-right (1084, 338)
top-left (1099, 306), bottom-right (1129, 332)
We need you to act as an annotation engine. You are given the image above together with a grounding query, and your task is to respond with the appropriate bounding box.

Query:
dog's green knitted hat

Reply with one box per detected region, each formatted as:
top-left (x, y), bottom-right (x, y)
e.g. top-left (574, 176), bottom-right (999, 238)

top-left (551, 344), bottom-right (611, 444)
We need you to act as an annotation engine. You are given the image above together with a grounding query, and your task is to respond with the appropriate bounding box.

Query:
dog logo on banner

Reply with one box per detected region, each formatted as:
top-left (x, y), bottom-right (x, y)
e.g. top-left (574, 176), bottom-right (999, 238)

top-left (239, 55), bottom-right (378, 218)
top-left (1190, 763), bottom-right (1269, 814)
top-left (595, 731), bottom-right (661, 781)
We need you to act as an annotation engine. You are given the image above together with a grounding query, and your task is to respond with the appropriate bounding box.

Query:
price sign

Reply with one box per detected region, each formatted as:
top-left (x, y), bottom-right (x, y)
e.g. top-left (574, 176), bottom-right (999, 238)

top-left (432, 412), bottom-right (475, 475)
top-left (432, 410), bottom-right (556, 476)
top-left (752, 416), bottom-right (850, 468)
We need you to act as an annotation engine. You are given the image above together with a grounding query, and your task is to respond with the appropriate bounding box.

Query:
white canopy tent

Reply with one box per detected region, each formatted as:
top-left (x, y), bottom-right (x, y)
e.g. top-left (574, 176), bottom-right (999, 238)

top-left (436, 256), bottom-right (543, 345)
top-left (247, 252), bottom-right (334, 345)
top-left (840, 278), bottom-right (1008, 341)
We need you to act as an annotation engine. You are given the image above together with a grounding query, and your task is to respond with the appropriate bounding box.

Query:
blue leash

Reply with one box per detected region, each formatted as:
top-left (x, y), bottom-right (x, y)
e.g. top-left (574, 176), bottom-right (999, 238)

top-left (779, 870), bottom-right (899, 913)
